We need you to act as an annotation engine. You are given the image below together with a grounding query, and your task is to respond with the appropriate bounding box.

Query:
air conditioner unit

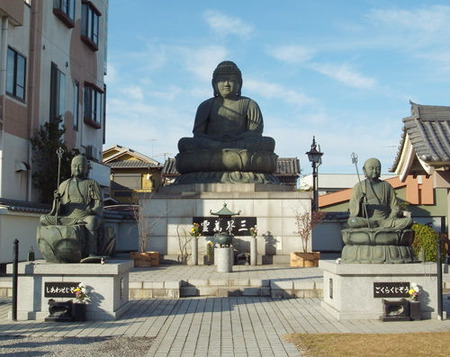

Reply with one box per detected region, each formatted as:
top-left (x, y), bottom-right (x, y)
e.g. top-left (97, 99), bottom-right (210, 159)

top-left (85, 145), bottom-right (95, 159)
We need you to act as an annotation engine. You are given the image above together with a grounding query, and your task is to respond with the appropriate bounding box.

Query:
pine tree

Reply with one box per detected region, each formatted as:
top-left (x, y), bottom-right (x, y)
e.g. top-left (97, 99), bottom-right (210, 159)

top-left (30, 118), bottom-right (79, 203)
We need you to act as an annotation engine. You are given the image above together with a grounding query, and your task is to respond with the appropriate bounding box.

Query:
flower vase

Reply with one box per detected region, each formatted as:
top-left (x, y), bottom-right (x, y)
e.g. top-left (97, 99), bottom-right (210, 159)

top-left (409, 300), bottom-right (421, 321)
top-left (191, 237), bottom-right (198, 265)
top-left (72, 303), bottom-right (87, 321)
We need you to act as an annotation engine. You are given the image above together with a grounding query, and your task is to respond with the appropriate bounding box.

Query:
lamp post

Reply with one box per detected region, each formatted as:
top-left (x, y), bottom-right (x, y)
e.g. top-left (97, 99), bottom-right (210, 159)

top-left (306, 136), bottom-right (323, 211)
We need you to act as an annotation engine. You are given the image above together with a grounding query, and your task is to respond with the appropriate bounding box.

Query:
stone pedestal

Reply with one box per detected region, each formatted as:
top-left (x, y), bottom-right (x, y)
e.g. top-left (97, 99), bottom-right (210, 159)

top-left (7, 260), bottom-right (133, 321)
top-left (320, 260), bottom-right (438, 320)
top-left (216, 247), bottom-right (233, 272)
top-left (141, 183), bottom-right (311, 261)
top-left (250, 237), bottom-right (257, 266)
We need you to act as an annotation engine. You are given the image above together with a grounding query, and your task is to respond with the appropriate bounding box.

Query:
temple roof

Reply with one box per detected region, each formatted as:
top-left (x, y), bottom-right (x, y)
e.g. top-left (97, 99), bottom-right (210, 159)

top-left (391, 101), bottom-right (450, 181)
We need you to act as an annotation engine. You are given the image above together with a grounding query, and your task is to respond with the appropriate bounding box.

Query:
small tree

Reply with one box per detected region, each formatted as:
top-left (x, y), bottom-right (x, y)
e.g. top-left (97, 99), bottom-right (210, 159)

top-left (30, 117), bottom-right (79, 203)
top-left (294, 209), bottom-right (326, 253)
top-left (411, 223), bottom-right (446, 262)
top-left (176, 225), bottom-right (193, 264)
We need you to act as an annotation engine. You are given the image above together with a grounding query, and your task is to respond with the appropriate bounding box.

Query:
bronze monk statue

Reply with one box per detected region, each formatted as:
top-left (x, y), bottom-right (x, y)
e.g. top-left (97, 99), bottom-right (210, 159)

top-left (341, 157), bottom-right (415, 264)
top-left (347, 158), bottom-right (413, 230)
top-left (175, 61), bottom-right (279, 184)
top-left (37, 154), bottom-right (114, 263)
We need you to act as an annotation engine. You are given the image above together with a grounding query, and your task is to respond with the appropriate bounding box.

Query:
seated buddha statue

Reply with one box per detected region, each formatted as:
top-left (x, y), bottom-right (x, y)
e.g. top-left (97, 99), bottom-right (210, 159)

top-left (175, 61), bottom-right (279, 184)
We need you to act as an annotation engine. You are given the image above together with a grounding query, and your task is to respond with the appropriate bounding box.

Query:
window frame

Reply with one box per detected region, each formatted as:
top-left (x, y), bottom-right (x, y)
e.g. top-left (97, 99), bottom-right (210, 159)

top-left (73, 81), bottom-right (80, 130)
top-left (83, 82), bottom-right (103, 129)
top-left (6, 47), bottom-right (27, 101)
top-left (53, 0), bottom-right (75, 28)
top-left (81, 1), bottom-right (101, 51)
top-left (49, 62), bottom-right (66, 135)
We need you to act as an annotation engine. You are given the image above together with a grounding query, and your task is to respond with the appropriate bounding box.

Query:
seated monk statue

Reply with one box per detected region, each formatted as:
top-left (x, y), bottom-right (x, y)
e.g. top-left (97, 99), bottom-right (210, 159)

top-left (175, 61), bottom-right (279, 184)
top-left (40, 154), bottom-right (103, 257)
top-left (347, 158), bottom-right (412, 230)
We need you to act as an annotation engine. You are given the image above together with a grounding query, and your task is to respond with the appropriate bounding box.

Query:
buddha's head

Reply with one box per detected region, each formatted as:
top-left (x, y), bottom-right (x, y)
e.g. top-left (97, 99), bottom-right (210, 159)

top-left (212, 61), bottom-right (242, 97)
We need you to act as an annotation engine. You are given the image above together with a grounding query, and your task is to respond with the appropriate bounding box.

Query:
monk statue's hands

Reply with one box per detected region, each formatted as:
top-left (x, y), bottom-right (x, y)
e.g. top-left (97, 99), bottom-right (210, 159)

top-left (53, 190), bottom-right (61, 201)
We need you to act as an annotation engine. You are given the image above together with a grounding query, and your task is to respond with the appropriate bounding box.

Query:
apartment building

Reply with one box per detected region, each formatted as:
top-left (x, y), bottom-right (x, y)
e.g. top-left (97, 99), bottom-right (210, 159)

top-left (0, 0), bottom-right (108, 202)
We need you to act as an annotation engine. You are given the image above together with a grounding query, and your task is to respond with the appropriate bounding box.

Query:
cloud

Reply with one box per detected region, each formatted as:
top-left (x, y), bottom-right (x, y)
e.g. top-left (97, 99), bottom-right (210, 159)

top-left (310, 62), bottom-right (377, 90)
top-left (267, 45), bottom-right (315, 64)
top-left (203, 10), bottom-right (254, 38)
top-left (179, 45), bottom-right (229, 81)
top-left (245, 79), bottom-right (315, 107)
top-left (367, 5), bottom-right (450, 41)
top-left (121, 86), bottom-right (144, 101)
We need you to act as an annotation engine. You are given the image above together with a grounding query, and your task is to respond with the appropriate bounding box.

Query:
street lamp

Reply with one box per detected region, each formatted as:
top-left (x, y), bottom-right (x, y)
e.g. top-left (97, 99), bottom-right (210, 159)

top-left (306, 136), bottom-right (323, 211)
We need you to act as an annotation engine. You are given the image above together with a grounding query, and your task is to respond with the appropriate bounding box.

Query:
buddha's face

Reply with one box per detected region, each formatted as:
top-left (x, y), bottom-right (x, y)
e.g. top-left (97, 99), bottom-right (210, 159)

top-left (363, 159), bottom-right (381, 180)
top-left (215, 74), bottom-right (240, 99)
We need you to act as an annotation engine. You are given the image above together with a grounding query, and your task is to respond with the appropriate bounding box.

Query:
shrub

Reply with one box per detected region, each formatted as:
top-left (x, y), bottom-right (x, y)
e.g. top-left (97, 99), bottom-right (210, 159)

top-left (411, 223), bottom-right (446, 262)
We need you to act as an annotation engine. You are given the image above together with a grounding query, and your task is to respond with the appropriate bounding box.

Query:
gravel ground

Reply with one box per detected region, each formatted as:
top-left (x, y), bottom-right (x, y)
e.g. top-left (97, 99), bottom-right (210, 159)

top-left (0, 335), bottom-right (154, 356)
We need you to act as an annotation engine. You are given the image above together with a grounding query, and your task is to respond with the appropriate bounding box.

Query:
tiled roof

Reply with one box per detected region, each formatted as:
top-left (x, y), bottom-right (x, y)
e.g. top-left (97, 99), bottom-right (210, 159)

top-left (107, 160), bottom-right (161, 169)
top-left (162, 158), bottom-right (178, 176)
top-left (392, 101), bottom-right (450, 171)
top-left (275, 158), bottom-right (300, 176)
top-left (0, 198), bottom-right (50, 214)
top-left (161, 157), bottom-right (300, 176)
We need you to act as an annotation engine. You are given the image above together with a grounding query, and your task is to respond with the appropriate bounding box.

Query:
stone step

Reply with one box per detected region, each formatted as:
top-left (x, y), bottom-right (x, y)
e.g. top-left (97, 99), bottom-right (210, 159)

top-left (129, 278), bottom-right (324, 299)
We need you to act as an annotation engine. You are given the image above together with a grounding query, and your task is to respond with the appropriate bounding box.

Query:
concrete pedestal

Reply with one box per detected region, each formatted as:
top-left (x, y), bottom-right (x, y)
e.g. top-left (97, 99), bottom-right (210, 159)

top-left (7, 260), bottom-right (133, 321)
top-left (320, 260), bottom-right (439, 320)
top-left (216, 247), bottom-right (233, 272)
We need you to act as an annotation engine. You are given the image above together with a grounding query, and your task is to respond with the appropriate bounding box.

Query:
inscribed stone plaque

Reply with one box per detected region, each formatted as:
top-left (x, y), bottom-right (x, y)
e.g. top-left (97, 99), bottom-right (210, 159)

top-left (44, 282), bottom-right (79, 298)
top-left (373, 282), bottom-right (410, 298)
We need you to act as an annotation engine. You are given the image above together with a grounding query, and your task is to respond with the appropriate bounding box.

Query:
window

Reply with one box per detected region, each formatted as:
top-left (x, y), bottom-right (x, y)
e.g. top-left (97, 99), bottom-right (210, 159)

top-left (73, 81), bottom-right (79, 130)
top-left (53, 0), bottom-right (75, 28)
top-left (6, 47), bottom-right (26, 101)
top-left (84, 83), bottom-right (103, 129)
top-left (81, 1), bottom-right (100, 51)
top-left (50, 62), bottom-right (66, 122)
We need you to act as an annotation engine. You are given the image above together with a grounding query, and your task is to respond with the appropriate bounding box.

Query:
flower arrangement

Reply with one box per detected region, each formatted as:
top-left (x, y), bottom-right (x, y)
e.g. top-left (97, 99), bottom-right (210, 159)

top-left (249, 226), bottom-right (258, 238)
top-left (206, 240), bottom-right (214, 264)
top-left (190, 222), bottom-right (201, 238)
top-left (408, 282), bottom-right (420, 301)
top-left (73, 283), bottom-right (89, 304)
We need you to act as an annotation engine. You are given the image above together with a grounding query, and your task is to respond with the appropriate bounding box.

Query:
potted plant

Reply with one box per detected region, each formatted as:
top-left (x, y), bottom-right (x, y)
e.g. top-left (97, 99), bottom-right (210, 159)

top-left (72, 282), bottom-right (89, 321)
top-left (129, 201), bottom-right (160, 267)
top-left (290, 209), bottom-right (325, 267)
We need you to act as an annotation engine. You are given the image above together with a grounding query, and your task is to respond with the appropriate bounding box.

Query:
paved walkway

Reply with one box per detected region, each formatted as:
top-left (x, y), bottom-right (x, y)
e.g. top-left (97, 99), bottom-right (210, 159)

top-left (0, 264), bottom-right (449, 356)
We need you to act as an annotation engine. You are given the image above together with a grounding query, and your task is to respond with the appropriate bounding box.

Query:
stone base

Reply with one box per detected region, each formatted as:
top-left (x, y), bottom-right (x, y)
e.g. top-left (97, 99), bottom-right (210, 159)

top-left (320, 260), bottom-right (438, 320)
top-left (7, 260), bottom-right (133, 321)
top-left (141, 184), bottom-right (311, 258)
top-left (216, 247), bottom-right (233, 272)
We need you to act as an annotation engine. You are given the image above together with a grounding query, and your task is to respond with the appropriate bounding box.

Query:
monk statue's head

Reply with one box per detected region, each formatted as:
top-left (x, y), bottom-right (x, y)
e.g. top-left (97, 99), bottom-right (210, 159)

top-left (212, 61), bottom-right (242, 97)
top-left (71, 155), bottom-right (89, 178)
top-left (363, 158), bottom-right (381, 180)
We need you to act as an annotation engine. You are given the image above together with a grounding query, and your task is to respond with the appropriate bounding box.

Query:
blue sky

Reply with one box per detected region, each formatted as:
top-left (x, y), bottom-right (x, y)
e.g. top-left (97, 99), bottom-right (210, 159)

top-left (105, 0), bottom-right (450, 176)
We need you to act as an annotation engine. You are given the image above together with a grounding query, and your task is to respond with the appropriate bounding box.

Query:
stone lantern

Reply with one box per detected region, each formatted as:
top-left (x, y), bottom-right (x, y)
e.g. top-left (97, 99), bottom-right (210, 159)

top-left (210, 203), bottom-right (240, 272)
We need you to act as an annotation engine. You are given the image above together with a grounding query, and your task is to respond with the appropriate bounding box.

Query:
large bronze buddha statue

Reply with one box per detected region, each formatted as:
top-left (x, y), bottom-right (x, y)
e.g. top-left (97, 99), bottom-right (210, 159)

top-left (175, 61), bottom-right (279, 184)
